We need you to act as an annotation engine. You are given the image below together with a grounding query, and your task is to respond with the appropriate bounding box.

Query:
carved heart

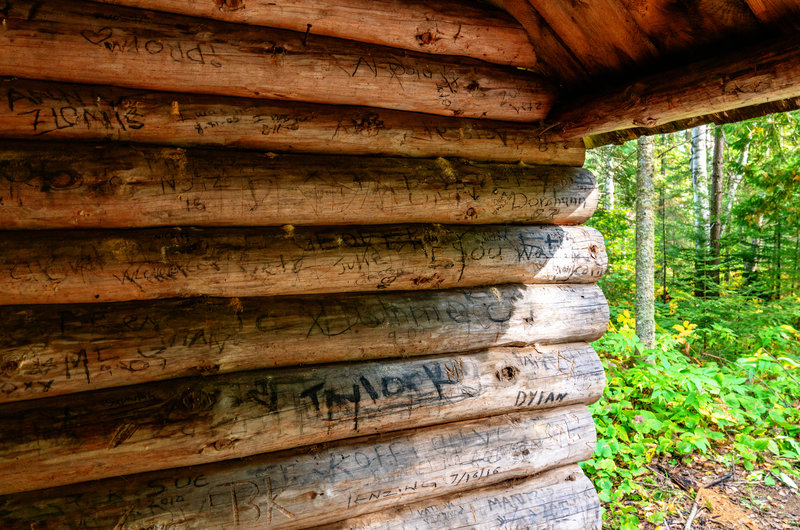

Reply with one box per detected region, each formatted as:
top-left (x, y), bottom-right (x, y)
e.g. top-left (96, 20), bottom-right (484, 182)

top-left (80, 26), bottom-right (113, 46)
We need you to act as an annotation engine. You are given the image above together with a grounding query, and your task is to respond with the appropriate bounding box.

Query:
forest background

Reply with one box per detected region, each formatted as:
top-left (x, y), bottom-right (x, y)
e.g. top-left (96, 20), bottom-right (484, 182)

top-left (581, 110), bottom-right (800, 528)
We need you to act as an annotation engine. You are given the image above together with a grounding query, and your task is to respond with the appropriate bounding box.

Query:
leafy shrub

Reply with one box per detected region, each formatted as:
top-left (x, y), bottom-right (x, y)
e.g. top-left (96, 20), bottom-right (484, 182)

top-left (585, 299), bottom-right (800, 527)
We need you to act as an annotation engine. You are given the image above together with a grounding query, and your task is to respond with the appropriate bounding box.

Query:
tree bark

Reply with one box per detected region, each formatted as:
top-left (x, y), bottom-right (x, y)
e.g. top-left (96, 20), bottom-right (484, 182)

top-left (0, 284), bottom-right (609, 403)
top-left (0, 408), bottom-right (596, 527)
top-left (324, 465), bottom-right (601, 529)
top-left (0, 0), bottom-right (554, 122)
top-left (599, 145), bottom-right (616, 210)
top-left (89, 0), bottom-right (538, 68)
top-left (0, 141), bottom-right (598, 229)
top-left (548, 36), bottom-right (800, 140)
top-left (0, 225), bottom-right (608, 305)
top-left (691, 125), bottom-right (710, 297)
top-left (635, 135), bottom-right (655, 349)
top-left (0, 79), bottom-right (584, 165)
top-left (660, 187), bottom-right (668, 303)
top-left (709, 125), bottom-right (725, 293)
top-left (723, 138), bottom-right (750, 237)
top-left (0, 346), bottom-right (604, 494)
top-left (744, 215), bottom-right (763, 288)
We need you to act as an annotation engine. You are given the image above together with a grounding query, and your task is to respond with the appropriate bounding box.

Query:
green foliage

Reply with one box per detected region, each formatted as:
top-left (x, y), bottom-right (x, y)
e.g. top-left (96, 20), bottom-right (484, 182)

top-left (584, 293), bottom-right (800, 528)
top-left (583, 112), bottom-right (800, 527)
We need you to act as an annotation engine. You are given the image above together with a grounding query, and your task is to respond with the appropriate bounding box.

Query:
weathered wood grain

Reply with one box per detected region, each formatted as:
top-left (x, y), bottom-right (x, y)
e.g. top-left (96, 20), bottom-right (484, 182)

top-left (324, 464), bottom-right (601, 529)
top-left (91, 0), bottom-right (537, 68)
top-left (549, 36), bottom-right (800, 140)
top-left (490, 0), bottom-right (588, 84)
top-left (744, 0), bottom-right (800, 31)
top-left (0, 0), bottom-right (553, 122)
top-left (0, 79), bottom-right (582, 164)
top-left (0, 408), bottom-right (595, 528)
top-left (0, 284), bottom-right (609, 402)
top-left (523, 0), bottom-right (659, 77)
top-left (0, 345), bottom-right (603, 494)
top-left (0, 141), bottom-right (598, 229)
top-left (0, 225), bottom-right (607, 305)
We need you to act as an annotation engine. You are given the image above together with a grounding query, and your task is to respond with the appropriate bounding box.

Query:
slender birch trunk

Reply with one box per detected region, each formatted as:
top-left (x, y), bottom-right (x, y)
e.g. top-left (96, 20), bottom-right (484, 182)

top-left (709, 125), bottom-right (725, 294)
top-left (691, 125), bottom-right (709, 297)
top-left (636, 135), bottom-right (656, 350)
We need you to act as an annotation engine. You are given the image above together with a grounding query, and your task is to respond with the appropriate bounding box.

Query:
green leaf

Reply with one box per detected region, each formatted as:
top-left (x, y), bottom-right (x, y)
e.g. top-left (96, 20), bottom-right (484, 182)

top-left (778, 472), bottom-right (798, 490)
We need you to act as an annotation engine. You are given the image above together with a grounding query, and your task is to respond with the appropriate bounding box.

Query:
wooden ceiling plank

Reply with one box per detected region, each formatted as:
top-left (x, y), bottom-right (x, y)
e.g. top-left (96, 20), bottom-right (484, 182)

top-left (743, 0), bottom-right (800, 30)
top-left (490, 0), bottom-right (589, 85)
top-left (524, 0), bottom-right (659, 77)
top-left (88, 0), bottom-right (538, 68)
top-left (548, 37), bottom-right (800, 140)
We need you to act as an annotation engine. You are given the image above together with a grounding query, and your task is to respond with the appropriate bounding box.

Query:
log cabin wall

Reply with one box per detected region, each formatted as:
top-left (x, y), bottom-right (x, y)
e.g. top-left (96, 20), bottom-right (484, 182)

top-left (0, 0), bottom-right (607, 528)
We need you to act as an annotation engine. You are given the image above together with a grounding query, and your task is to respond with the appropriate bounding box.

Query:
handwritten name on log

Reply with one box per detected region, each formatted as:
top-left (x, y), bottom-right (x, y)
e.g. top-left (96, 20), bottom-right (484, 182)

top-left (0, 142), bottom-right (598, 229)
top-left (0, 225), bottom-right (608, 305)
top-left (0, 407), bottom-right (596, 527)
top-left (324, 464), bottom-right (601, 529)
top-left (0, 0), bottom-right (553, 121)
top-left (93, 0), bottom-right (537, 68)
top-left (0, 79), bottom-right (583, 164)
top-left (0, 345), bottom-right (603, 494)
top-left (0, 284), bottom-right (609, 402)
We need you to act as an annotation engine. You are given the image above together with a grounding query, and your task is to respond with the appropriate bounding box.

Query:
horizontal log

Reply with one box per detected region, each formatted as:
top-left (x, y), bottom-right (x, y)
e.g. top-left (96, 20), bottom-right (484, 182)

top-left (0, 0), bottom-right (553, 122)
top-left (0, 284), bottom-right (609, 402)
top-left (325, 464), bottom-right (601, 529)
top-left (0, 344), bottom-right (604, 494)
top-left (0, 141), bottom-right (598, 229)
top-left (0, 225), bottom-right (607, 305)
top-left (549, 36), bottom-right (800, 140)
top-left (0, 79), bottom-right (583, 165)
top-left (0, 406), bottom-right (596, 527)
top-left (92, 0), bottom-right (537, 68)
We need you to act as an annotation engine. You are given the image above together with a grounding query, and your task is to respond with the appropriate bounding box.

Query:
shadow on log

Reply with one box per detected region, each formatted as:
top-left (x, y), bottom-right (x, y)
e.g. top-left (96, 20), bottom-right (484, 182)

top-left (0, 79), bottom-right (582, 164)
top-left (0, 225), bottom-right (608, 304)
top-left (0, 284), bottom-right (609, 402)
top-left (0, 0), bottom-right (553, 121)
top-left (0, 345), bottom-right (604, 494)
top-left (0, 407), bottom-right (596, 527)
top-left (0, 141), bottom-right (598, 229)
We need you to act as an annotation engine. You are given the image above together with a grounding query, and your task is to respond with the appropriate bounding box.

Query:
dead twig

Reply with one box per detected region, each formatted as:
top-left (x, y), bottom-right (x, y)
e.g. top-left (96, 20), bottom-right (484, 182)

top-left (684, 500), bottom-right (700, 530)
top-left (684, 472), bottom-right (734, 530)
top-left (704, 472), bottom-right (734, 489)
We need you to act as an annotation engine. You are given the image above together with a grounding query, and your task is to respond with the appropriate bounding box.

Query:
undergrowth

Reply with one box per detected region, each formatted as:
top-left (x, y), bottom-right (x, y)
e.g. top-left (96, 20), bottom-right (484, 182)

top-left (584, 294), bottom-right (800, 528)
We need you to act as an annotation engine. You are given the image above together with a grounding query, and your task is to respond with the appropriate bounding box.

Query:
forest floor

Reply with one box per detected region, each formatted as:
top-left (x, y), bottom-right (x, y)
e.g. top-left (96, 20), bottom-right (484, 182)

top-left (639, 455), bottom-right (800, 529)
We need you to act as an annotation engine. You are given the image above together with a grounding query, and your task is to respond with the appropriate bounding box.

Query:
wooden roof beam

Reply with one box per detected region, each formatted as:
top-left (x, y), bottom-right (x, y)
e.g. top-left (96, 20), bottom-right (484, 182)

top-left (89, 0), bottom-right (538, 68)
top-left (547, 36), bottom-right (800, 142)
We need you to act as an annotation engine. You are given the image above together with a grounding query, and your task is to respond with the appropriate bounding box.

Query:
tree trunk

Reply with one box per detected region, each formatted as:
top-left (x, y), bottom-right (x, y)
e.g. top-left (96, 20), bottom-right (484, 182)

top-left (743, 215), bottom-right (763, 289)
top-left (691, 125), bottom-right (709, 297)
top-left (0, 141), bottom-right (598, 229)
top-left (774, 223), bottom-right (782, 300)
top-left (0, 346), bottom-right (604, 494)
top-left (635, 135), bottom-right (655, 349)
top-left (709, 125), bottom-right (725, 294)
top-left (325, 465), bottom-right (601, 529)
top-left (0, 79), bottom-right (584, 165)
top-left (0, 407), bottom-right (596, 527)
top-left (0, 225), bottom-right (608, 305)
top-left (723, 139), bottom-right (750, 237)
top-left (0, 284), bottom-right (609, 403)
top-left (0, 0), bottom-right (553, 122)
top-left (600, 146), bottom-right (616, 210)
top-left (660, 189), bottom-right (669, 303)
top-left (90, 0), bottom-right (538, 68)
